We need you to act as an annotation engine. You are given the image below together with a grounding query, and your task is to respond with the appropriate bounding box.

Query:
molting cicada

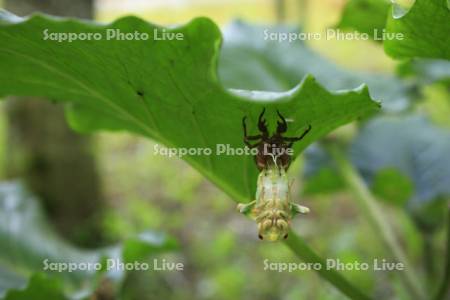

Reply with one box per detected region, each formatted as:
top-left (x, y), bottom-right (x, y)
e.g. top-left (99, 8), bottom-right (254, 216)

top-left (237, 108), bottom-right (311, 241)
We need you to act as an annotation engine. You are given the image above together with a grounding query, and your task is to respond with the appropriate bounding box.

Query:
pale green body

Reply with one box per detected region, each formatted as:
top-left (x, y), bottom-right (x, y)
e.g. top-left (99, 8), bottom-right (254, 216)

top-left (237, 165), bottom-right (309, 241)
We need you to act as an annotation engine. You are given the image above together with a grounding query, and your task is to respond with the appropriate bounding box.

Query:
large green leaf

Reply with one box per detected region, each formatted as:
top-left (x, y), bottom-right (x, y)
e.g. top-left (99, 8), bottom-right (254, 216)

top-left (384, 0), bottom-right (450, 60)
top-left (0, 12), bottom-right (380, 201)
top-left (0, 181), bottom-right (176, 299)
top-left (0, 12), bottom-right (380, 299)
top-left (220, 21), bottom-right (410, 111)
top-left (335, 0), bottom-right (450, 82)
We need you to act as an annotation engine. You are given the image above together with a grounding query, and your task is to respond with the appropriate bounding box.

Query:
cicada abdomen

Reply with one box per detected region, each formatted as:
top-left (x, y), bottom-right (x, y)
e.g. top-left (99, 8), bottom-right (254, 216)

top-left (238, 164), bottom-right (309, 241)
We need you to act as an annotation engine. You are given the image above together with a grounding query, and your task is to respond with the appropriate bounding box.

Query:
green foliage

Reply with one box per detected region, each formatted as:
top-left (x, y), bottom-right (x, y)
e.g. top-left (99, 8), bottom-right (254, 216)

top-left (305, 115), bottom-right (450, 217)
top-left (0, 12), bottom-right (379, 202)
top-left (350, 115), bottom-right (450, 210)
top-left (370, 168), bottom-right (413, 206)
top-left (336, 0), bottom-right (450, 83)
top-left (2, 5), bottom-right (448, 299)
top-left (0, 103), bottom-right (5, 178)
top-left (303, 144), bottom-right (345, 194)
top-left (303, 167), bottom-right (344, 195)
top-left (122, 232), bottom-right (177, 263)
top-left (220, 21), bottom-right (410, 111)
top-left (419, 84), bottom-right (450, 128)
top-left (302, 144), bottom-right (344, 195)
top-left (0, 182), bottom-right (176, 299)
top-left (0, 267), bottom-right (25, 298)
top-left (410, 197), bottom-right (448, 232)
top-left (336, 0), bottom-right (389, 39)
top-left (384, 0), bottom-right (450, 60)
top-left (0, 11), bottom-right (383, 300)
top-left (3, 274), bottom-right (66, 300)
top-left (285, 234), bottom-right (372, 300)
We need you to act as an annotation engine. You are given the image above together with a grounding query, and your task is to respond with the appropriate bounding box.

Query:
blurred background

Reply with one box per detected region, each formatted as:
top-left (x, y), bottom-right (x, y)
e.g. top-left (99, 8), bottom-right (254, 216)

top-left (0, 0), bottom-right (448, 299)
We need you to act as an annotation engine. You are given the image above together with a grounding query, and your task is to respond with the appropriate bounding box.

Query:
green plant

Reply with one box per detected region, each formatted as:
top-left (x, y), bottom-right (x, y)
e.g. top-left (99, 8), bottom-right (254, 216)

top-left (0, 182), bottom-right (176, 299)
top-left (0, 0), bottom-right (449, 298)
top-left (0, 10), bottom-right (379, 300)
top-left (302, 0), bottom-right (450, 299)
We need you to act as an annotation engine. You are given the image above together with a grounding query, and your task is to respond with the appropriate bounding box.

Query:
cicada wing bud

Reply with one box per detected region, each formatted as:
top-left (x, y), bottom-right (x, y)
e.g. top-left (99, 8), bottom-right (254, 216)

top-left (290, 203), bottom-right (310, 215)
top-left (237, 200), bottom-right (258, 219)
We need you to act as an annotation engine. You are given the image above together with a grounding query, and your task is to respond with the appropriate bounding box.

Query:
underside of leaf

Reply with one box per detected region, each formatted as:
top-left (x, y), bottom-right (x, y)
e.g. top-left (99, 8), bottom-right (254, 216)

top-left (0, 11), bottom-right (380, 202)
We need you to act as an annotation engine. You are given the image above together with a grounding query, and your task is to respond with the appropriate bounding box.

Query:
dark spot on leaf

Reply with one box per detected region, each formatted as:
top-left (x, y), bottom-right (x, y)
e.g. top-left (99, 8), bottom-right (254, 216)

top-left (357, 1), bottom-right (369, 9)
top-left (137, 90), bottom-right (144, 97)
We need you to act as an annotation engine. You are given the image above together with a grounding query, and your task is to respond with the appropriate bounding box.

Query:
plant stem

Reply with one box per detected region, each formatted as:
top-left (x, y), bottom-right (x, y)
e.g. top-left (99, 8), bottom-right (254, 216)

top-left (433, 206), bottom-right (450, 300)
top-left (423, 231), bottom-right (436, 283)
top-left (284, 232), bottom-right (373, 300)
top-left (328, 145), bottom-right (426, 300)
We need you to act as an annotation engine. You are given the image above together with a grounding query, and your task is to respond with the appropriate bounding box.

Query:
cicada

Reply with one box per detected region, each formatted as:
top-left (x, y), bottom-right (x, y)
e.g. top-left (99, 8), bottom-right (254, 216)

top-left (237, 109), bottom-right (311, 241)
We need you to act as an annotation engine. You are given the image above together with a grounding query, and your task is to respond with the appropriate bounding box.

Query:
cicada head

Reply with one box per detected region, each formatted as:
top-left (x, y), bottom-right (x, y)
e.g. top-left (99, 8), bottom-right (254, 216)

top-left (256, 209), bottom-right (290, 241)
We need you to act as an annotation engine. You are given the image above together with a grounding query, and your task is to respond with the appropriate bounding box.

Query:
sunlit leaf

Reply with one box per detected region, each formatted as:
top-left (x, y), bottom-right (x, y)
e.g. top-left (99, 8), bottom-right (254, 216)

top-left (384, 0), bottom-right (450, 60)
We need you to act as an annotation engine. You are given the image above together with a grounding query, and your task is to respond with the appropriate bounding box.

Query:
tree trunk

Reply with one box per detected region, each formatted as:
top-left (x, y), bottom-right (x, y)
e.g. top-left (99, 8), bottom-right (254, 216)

top-left (4, 0), bottom-right (105, 247)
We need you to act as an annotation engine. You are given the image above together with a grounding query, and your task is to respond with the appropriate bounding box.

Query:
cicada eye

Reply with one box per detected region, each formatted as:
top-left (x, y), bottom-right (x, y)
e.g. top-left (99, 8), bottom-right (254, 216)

top-left (258, 234), bottom-right (264, 240)
top-left (283, 234), bottom-right (288, 239)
